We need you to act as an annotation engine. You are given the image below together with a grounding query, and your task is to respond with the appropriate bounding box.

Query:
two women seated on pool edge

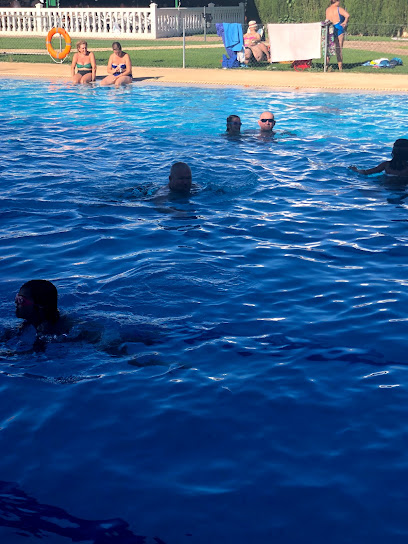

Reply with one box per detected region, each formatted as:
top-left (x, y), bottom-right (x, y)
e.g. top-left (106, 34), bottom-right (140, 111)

top-left (71, 41), bottom-right (132, 87)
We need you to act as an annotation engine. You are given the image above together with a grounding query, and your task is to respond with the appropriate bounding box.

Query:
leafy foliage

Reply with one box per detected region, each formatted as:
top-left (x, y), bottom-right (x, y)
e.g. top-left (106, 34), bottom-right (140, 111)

top-left (253, 0), bottom-right (408, 36)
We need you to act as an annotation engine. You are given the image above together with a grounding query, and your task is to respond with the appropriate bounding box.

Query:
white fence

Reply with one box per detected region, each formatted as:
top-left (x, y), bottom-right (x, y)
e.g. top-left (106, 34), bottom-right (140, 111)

top-left (0, 3), bottom-right (245, 39)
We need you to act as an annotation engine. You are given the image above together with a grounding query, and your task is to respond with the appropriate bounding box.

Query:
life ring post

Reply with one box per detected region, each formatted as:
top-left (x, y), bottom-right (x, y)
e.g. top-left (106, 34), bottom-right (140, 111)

top-left (46, 27), bottom-right (71, 61)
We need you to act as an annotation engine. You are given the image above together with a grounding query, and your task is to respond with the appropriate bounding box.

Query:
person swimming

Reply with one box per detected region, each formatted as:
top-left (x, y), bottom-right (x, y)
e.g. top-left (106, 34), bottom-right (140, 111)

top-left (15, 279), bottom-right (66, 334)
top-left (168, 162), bottom-right (192, 193)
top-left (151, 162), bottom-right (195, 212)
top-left (0, 279), bottom-right (70, 353)
top-left (350, 139), bottom-right (408, 177)
top-left (226, 115), bottom-right (242, 135)
top-left (7, 281), bottom-right (155, 356)
top-left (258, 111), bottom-right (276, 133)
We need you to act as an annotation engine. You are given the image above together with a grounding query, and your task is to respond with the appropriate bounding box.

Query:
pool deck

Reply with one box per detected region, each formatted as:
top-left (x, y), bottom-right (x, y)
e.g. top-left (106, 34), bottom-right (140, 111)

top-left (0, 62), bottom-right (407, 92)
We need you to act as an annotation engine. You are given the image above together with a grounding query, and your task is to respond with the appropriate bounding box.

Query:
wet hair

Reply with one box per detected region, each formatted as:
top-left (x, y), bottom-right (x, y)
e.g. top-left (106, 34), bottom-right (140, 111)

top-left (170, 161), bottom-right (191, 177)
top-left (20, 280), bottom-right (59, 323)
top-left (226, 115), bottom-right (241, 132)
top-left (390, 139), bottom-right (408, 170)
top-left (76, 40), bottom-right (88, 51)
top-left (112, 42), bottom-right (122, 51)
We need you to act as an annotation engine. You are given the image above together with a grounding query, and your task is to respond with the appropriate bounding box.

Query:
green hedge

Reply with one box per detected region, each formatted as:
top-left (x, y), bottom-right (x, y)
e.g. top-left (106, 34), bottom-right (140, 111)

top-left (252, 0), bottom-right (408, 36)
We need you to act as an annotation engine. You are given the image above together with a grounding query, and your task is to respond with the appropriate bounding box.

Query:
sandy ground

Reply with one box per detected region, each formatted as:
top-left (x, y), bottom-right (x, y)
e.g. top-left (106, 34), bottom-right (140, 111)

top-left (0, 61), bottom-right (407, 92)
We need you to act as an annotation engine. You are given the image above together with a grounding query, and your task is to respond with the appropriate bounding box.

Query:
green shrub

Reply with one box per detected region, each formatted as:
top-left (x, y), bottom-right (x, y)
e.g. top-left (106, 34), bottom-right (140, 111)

top-left (253, 0), bottom-right (408, 36)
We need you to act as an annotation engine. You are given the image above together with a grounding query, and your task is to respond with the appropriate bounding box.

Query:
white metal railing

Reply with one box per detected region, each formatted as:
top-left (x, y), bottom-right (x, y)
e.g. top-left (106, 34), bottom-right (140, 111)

top-left (0, 3), bottom-right (245, 40)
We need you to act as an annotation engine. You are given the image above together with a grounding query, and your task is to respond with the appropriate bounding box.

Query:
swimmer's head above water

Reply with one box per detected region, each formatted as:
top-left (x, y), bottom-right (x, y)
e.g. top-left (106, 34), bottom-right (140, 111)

top-left (15, 279), bottom-right (59, 329)
top-left (392, 139), bottom-right (408, 160)
top-left (168, 162), bottom-right (192, 193)
top-left (258, 111), bottom-right (276, 132)
top-left (226, 115), bottom-right (242, 135)
top-left (389, 138), bottom-right (408, 171)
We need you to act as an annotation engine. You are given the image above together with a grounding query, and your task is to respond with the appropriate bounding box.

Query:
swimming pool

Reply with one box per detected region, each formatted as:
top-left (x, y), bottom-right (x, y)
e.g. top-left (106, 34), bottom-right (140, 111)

top-left (1, 79), bottom-right (408, 544)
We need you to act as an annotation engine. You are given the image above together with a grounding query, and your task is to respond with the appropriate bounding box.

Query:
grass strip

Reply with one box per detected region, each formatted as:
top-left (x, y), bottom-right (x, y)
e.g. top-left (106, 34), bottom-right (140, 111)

top-left (0, 37), bottom-right (407, 73)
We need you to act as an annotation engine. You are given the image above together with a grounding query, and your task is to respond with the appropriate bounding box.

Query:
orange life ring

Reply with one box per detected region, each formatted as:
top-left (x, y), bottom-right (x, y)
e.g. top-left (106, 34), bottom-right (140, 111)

top-left (46, 27), bottom-right (71, 60)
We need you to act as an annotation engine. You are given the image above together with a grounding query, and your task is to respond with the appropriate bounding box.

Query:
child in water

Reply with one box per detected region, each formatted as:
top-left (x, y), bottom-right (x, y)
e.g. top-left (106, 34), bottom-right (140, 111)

top-left (350, 139), bottom-right (408, 177)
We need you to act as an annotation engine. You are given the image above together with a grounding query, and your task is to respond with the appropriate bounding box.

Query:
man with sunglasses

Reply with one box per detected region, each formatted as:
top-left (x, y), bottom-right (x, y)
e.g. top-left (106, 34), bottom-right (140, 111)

top-left (258, 111), bottom-right (276, 133)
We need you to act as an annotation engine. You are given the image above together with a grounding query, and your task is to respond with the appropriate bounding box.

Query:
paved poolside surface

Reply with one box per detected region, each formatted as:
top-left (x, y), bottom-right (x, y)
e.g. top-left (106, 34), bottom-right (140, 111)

top-left (0, 62), bottom-right (407, 92)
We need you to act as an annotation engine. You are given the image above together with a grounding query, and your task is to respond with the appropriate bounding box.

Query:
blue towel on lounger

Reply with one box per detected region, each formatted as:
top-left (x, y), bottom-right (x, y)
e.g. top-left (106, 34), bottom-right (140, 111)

top-left (223, 23), bottom-right (243, 52)
top-left (216, 23), bottom-right (242, 69)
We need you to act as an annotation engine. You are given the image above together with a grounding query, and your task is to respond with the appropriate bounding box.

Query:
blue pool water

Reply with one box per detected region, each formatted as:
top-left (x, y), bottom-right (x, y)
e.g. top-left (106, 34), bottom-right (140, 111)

top-left (1, 79), bottom-right (408, 544)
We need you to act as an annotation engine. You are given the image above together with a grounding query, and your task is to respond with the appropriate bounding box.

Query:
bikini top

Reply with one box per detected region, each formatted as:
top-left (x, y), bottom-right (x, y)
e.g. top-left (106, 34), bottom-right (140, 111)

top-left (112, 63), bottom-right (126, 71)
top-left (77, 62), bottom-right (92, 69)
top-left (244, 34), bottom-right (258, 47)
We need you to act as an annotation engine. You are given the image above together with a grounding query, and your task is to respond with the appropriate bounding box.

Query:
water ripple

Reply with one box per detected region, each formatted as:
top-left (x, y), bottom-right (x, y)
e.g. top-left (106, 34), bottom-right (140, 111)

top-left (1, 80), bottom-right (408, 543)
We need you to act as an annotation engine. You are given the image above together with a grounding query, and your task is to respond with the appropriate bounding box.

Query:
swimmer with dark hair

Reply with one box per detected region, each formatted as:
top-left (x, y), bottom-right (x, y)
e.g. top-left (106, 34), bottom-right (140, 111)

top-left (0, 279), bottom-right (72, 353)
top-left (168, 162), bottom-right (192, 193)
top-left (6, 280), bottom-right (153, 356)
top-left (350, 139), bottom-right (408, 177)
top-left (226, 115), bottom-right (242, 135)
top-left (15, 279), bottom-right (67, 335)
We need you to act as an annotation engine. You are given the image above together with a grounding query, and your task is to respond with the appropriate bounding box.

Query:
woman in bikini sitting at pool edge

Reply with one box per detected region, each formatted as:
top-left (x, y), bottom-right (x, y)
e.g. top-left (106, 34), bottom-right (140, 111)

top-left (100, 42), bottom-right (133, 87)
top-left (71, 40), bottom-right (96, 85)
top-left (350, 139), bottom-right (408, 177)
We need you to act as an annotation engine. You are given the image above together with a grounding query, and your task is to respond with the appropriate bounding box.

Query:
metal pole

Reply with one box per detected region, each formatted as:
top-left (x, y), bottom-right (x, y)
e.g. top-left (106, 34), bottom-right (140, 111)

top-left (203, 6), bottom-right (206, 42)
top-left (182, 18), bottom-right (185, 68)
